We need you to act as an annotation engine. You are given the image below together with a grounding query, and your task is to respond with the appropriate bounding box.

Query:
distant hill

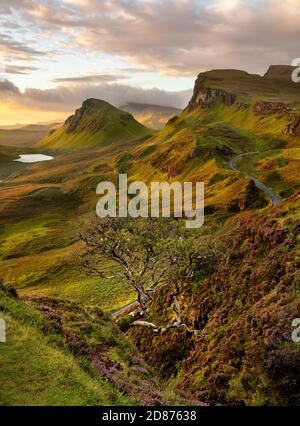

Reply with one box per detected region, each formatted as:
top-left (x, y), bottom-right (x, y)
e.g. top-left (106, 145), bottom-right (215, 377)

top-left (0, 123), bottom-right (61, 147)
top-left (120, 102), bottom-right (182, 129)
top-left (36, 99), bottom-right (152, 151)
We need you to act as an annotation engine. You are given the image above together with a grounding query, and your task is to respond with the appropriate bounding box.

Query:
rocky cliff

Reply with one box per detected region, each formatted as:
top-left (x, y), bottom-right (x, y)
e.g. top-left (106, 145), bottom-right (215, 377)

top-left (187, 74), bottom-right (236, 112)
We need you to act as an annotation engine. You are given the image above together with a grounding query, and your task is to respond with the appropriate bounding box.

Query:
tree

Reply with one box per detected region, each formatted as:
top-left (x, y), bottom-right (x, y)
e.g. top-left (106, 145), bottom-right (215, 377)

top-left (81, 217), bottom-right (219, 334)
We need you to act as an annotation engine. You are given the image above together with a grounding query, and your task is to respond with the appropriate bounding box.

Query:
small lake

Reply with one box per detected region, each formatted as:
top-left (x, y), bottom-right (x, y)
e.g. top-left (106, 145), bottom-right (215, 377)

top-left (14, 154), bottom-right (54, 163)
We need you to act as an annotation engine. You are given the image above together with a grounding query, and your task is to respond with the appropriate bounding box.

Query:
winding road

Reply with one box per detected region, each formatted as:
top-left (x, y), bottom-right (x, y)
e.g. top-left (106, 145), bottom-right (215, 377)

top-left (228, 152), bottom-right (282, 206)
top-left (112, 152), bottom-right (282, 321)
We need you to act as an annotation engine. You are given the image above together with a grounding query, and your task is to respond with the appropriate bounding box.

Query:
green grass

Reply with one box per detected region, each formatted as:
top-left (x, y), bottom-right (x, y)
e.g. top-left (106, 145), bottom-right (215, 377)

top-left (198, 68), bottom-right (300, 104)
top-left (37, 99), bottom-right (152, 151)
top-left (234, 148), bottom-right (300, 198)
top-left (0, 288), bottom-right (132, 406)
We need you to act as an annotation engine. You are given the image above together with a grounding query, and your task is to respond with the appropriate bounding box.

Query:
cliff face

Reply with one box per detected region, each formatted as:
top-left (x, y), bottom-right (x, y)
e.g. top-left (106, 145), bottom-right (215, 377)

top-left (185, 67), bottom-right (300, 137)
top-left (263, 65), bottom-right (297, 81)
top-left (186, 74), bottom-right (236, 112)
top-left (186, 64), bottom-right (300, 111)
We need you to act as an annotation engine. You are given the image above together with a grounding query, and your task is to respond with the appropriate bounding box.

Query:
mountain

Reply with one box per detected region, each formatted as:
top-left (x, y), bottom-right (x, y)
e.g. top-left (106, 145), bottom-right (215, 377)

top-left (187, 65), bottom-right (300, 109)
top-left (0, 122), bottom-right (61, 147)
top-left (36, 99), bottom-right (152, 151)
top-left (120, 102), bottom-right (182, 129)
top-left (129, 65), bottom-right (300, 205)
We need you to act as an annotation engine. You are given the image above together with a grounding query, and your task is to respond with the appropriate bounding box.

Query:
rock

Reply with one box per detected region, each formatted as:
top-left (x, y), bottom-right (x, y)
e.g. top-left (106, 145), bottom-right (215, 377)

top-left (254, 101), bottom-right (292, 115)
top-left (282, 114), bottom-right (300, 135)
top-left (187, 74), bottom-right (236, 112)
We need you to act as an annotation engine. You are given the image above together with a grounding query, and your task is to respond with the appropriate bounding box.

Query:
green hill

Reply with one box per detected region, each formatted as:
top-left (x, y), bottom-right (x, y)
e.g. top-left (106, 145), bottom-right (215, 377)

top-left (127, 65), bottom-right (300, 207)
top-left (36, 99), bottom-right (152, 151)
top-left (186, 65), bottom-right (300, 106)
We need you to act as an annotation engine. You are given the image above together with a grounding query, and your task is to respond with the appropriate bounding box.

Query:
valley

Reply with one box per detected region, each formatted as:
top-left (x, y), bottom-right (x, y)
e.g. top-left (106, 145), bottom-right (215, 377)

top-left (0, 65), bottom-right (299, 406)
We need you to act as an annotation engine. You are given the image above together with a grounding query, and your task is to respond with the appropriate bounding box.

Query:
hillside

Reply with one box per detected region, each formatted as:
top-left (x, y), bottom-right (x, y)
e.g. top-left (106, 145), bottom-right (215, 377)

top-left (0, 65), bottom-right (299, 406)
top-left (129, 192), bottom-right (300, 405)
top-left (187, 65), bottom-right (300, 107)
top-left (126, 65), bottom-right (300, 213)
top-left (121, 103), bottom-right (182, 129)
top-left (0, 280), bottom-right (191, 406)
top-left (36, 99), bottom-right (152, 151)
top-left (124, 65), bottom-right (300, 405)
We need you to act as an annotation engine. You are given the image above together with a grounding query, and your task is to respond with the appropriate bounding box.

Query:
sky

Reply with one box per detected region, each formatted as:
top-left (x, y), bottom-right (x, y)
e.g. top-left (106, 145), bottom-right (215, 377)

top-left (0, 0), bottom-right (299, 125)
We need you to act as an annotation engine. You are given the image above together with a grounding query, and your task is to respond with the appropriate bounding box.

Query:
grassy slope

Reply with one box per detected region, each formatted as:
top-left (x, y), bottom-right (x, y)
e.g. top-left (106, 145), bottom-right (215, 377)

top-left (1, 283), bottom-right (187, 406)
top-left (37, 99), bottom-right (153, 151)
top-left (0, 287), bottom-right (132, 405)
top-left (129, 193), bottom-right (300, 405)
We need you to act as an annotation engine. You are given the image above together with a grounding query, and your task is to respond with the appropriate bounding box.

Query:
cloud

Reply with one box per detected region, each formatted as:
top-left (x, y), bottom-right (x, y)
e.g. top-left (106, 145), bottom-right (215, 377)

top-left (0, 0), bottom-right (299, 76)
top-left (0, 33), bottom-right (47, 61)
top-left (52, 74), bottom-right (126, 84)
top-left (0, 79), bottom-right (20, 94)
top-left (4, 64), bottom-right (40, 74)
top-left (0, 78), bottom-right (192, 115)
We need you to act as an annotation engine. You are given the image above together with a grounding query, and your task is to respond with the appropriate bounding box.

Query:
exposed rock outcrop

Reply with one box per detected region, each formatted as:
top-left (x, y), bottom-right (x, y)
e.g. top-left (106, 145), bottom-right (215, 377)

top-left (187, 74), bottom-right (236, 112)
top-left (253, 101), bottom-right (292, 115)
top-left (283, 114), bottom-right (300, 135)
top-left (263, 65), bottom-right (297, 81)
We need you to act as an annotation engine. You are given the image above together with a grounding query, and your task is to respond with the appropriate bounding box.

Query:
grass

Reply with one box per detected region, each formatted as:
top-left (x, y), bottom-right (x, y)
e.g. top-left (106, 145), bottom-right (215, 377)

top-left (0, 284), bottom-right (186, 406)
top-left (235, 148), bottom-right (300, 198)
top-left (0, 288), bottom-right (132, 406)
top-left (37, 99), bottom-right (152, 151)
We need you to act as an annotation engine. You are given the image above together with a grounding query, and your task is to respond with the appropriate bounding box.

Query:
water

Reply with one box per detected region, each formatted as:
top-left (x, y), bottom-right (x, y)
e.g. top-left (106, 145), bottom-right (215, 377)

top-left (14, 154), bottom-right (54, 163)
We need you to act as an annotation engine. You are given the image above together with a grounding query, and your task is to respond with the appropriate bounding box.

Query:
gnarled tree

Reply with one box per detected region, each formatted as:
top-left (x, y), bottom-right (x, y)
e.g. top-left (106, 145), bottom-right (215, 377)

top-left (81, 217), bottom-right (220, 334)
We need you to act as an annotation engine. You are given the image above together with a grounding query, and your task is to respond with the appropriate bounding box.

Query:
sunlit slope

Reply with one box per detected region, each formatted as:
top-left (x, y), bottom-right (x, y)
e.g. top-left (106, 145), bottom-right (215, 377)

top-left (129, 66), bottom-right (300, 189)
top-left (36, 99), bottom-right (153, 151)
top-left (1, 66), bottom-right (299, 314)
top-left (186, 66), bottom-right (300, 105)
top-left (0, 285), bottom-right (132, 405)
